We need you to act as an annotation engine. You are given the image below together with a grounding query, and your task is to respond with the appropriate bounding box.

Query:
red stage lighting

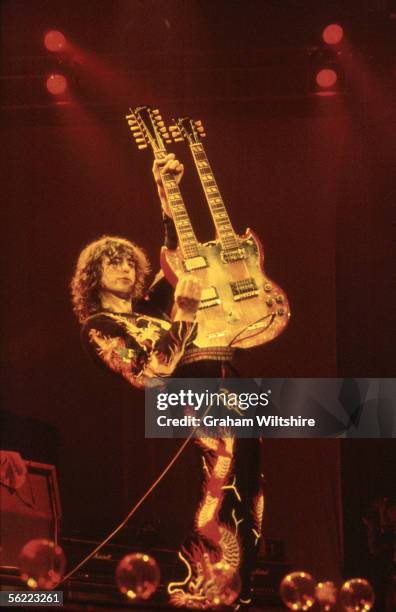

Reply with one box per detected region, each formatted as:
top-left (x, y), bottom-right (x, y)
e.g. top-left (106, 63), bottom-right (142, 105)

top-left (46, 74), bottom-right (68, 95)
top-left (322, 24), bottom-right (344, 45)
top-left (44, 30), bottom-right (67, 52)
top-left (316, 68), bottom-right (338, 89)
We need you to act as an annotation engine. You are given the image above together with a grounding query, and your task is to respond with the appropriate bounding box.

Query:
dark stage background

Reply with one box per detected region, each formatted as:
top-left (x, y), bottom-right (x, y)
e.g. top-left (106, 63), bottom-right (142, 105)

top-left (2, 0), bottom-right (395, 586)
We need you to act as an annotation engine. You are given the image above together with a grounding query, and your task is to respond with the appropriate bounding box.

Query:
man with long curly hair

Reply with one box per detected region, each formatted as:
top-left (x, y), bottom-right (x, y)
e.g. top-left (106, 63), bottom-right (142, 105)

top-left (71, 155), bottom-right (201, 387)
top-left (71, 153), bottom-right (263, 610)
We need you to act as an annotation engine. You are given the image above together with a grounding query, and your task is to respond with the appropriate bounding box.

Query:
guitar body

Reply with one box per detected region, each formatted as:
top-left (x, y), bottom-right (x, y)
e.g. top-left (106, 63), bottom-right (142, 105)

top-left (161, 228), bottom-right (290, 349)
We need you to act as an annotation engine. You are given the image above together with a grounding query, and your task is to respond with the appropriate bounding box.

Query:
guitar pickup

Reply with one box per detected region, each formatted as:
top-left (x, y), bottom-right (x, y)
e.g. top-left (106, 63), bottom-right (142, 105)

top-left (184, 256), bottom-right (208, 271)
top-left (199, 286), bottom-right (220, 309)
top-left (230, 278), bottom-right (259, 301)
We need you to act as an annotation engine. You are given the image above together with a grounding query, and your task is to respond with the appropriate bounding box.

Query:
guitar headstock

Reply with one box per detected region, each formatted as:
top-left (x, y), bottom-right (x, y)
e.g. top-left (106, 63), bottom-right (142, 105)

top-left (169, 117), bottom-right (206, 145)
top-left (125, 106), bottom-right (172, 154)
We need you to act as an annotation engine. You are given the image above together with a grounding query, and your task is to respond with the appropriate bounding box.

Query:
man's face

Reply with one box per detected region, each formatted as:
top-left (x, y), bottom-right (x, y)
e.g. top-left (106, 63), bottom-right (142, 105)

top-left (100, 252), bottom-right (136, 297)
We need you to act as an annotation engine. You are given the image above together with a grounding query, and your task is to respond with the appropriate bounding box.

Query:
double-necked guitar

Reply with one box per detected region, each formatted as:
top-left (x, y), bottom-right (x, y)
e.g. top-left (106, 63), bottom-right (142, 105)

top-left (126, 106), bottom-right (290, 349)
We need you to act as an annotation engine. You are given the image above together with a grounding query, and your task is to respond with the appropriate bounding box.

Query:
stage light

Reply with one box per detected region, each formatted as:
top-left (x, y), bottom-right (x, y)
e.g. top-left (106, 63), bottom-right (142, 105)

top-left (46, 74), bottom-right (68, 96)
top-left (340, 578), bottom-right (375, 611)
top-left (44, 30), bottom-right (67, 52)
top-left (280, 571), bottom-right (316, 610)
top-left (116, 553), bottom-right (160, 600)
top-left (316, 581), bottom-right (338, 610)
top-left (316, 68), bottom-right (338, 89)
top-left (18, 539), bottom-right (66, 590)
top-left (322, 24), bottom-right (344, 45)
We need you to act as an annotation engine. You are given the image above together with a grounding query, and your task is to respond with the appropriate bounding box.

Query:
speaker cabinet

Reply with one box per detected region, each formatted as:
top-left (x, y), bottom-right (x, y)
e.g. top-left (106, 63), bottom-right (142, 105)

top-left (0, 460), bottom-right (61, 568)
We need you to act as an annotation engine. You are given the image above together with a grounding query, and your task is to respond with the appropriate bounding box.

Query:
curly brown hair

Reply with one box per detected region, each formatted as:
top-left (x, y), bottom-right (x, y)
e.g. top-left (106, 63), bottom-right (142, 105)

top-left (71, 235), bottom-right (151, 323)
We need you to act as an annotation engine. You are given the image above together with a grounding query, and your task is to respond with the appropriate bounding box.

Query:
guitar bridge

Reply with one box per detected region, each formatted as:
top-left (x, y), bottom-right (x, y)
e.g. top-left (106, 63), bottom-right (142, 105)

top-left (199, 286), bottom-right (220, 309)
top-left (184, 256), bottom-right (208, 271)
top-left (230, 278), bottom-right (259, 301)
top-left (222, 248), bottom-right (245, 263)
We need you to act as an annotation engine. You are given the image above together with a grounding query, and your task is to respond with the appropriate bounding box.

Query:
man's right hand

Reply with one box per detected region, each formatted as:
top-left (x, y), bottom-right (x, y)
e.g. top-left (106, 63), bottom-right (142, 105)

top-left (173, 274), bottom-right (201, 322)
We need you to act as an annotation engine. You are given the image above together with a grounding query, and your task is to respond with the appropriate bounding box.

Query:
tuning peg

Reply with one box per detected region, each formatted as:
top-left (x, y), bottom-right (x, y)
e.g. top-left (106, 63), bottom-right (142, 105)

top-left (165, 138), bottom-right (172, 144)
top-left (159, 126), bottom-right (167, 133)
top-left (155, 120), bottom-right (164, 127)
top-left (194, 120), bottom-right (203, 127)
top-left (197, 126), bottom-right (205, 133)
top-left (135, 137), bottom-right (146, 143)
top-left (137, 143), bottom-right (148, 149)
top-left (169, 126), bottom-right (183, 141)
top-left (152, 109), bottom-right (159, 115)
top-left (125, 113), bottom-right (135, 120)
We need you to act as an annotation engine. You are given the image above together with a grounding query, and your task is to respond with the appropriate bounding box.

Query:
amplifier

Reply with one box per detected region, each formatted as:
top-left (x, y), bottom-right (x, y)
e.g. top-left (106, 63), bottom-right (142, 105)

top-left (252, 559), bottom-right (291, 606)
top-left (0, 460), bottom-right (61, 569)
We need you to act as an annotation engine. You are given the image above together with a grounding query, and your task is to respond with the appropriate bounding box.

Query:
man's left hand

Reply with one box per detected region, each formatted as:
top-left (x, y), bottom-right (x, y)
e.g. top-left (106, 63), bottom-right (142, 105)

top-left (152, 153), bottom-right (184, 217)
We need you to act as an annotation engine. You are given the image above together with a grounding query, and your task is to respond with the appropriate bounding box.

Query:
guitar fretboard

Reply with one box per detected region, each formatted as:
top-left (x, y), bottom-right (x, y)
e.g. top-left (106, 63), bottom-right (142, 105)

top-left (191, 143), bottom-right (240, 255)
top-left (160, 169), bottom-right (200, 259)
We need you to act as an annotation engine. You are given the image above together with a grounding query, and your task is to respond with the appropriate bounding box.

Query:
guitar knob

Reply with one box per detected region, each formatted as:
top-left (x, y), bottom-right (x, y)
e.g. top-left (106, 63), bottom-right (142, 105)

top-left (277, 308), bottom-right (285, 316)
top-left (264, 283), bottom-right (272, 292)
top-left (266, 299), bottom-right (273, 307)
top-left (275, 295), bottom-right (284, 304)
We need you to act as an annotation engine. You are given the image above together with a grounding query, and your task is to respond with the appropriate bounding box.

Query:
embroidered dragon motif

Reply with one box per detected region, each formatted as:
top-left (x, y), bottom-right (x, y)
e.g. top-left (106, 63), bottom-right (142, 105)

top-left (88, 313), bottom-right (196, 388)
top-left (168, 436), bottom-right (243, 609)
